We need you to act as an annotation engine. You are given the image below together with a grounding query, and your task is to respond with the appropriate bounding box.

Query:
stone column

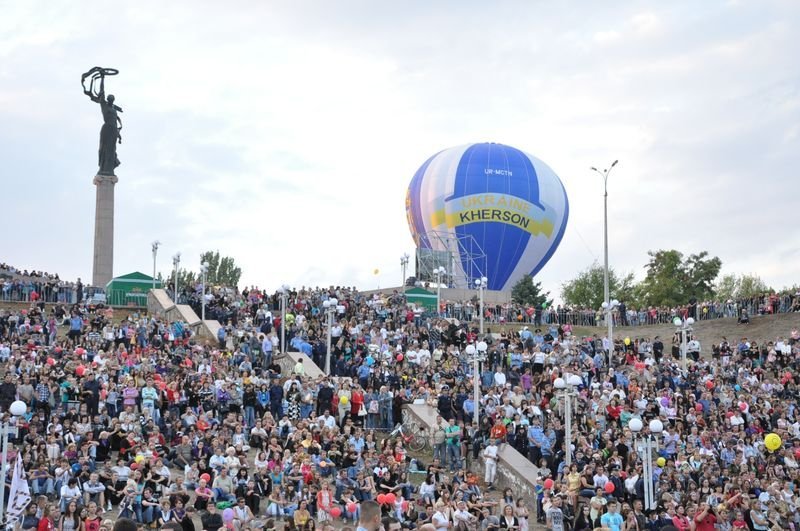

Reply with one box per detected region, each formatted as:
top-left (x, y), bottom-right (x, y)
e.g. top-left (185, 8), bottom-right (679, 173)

top-left (92, 174), bottom-right (118, 288)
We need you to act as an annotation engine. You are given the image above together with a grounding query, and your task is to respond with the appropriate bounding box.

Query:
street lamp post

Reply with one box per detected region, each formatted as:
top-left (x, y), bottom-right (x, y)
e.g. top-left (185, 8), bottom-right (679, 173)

top-left (322, 298), bottom-right (344, 375)
top-left (629, 417), bottom-right (663, 512)
top-left (0, 400), bottom-right (27, 524)
top-left (475, 277), bottom-right (488, 336)
top-left (465, 342), bottom-right (488, 427)
top-left (151, 241), bottom-right (160, 291)
top-left (601, 299), bottom-right (620, 353)
top-left (279, 285), bottom-right (289, 353)
top-left (673, 317), bottom-right (695, 373)
top-left (591, 160), bottom-right (619, 344)
top-left (172, 253), bottom-right (181, 303)
top-left (554, 374), bottom-right (582, 467)
top-left (400, 254), bottom-right (410, 295)
top-left (200, 262), bottom-right (209, 321)
top-left (434, 267), bottom-right (446, 317)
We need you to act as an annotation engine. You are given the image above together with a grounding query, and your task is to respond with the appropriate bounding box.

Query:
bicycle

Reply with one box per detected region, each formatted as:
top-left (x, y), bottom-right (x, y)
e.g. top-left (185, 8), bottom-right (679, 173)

top-left (389, 423), bottom-right (429, 453)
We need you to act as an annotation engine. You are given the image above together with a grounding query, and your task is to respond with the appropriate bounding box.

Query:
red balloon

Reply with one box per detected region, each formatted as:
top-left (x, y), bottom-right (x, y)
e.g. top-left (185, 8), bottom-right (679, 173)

top-left (795, 448), bottom-right (800, 459)
top-left (129, 463), bottom-right (138, 470)
top-left (385, 493), bottom-right (396, 505)
top-left (396, 354), bottom-right (404, 362)
top-left (739, 402), bottom-right (747, 412)
top-left (705, 380), bottom-right (714, 390)
top-left (695, 403), bottom-right (703, 412)
top-left (330, 507), bottom-right (342, 518)
top-left (346, 502), bottom-right (358, 513)
top-left (46, 358), bottom-right (55, 366)
top-left (604, 482), bottom-right (615, 494)
top-left (75, 347), bottom-right (86, 356)
top-left (726, 411), bottom-right (735, 418)
top-left (543, 479), bottom-right (554, 490)
top-left (200, 473), bottom-right (211, 483)
top-left (376, 494), bottom-right (387, 505)
top-left (75, 365), bottom-right (86, 377)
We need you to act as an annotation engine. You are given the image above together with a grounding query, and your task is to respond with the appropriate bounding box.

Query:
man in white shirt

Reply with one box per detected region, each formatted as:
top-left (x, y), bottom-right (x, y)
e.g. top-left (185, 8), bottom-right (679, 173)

top-left (493, 369), bottom-right (506, 387)
top-left (483, 439), bottom-right (499, 489)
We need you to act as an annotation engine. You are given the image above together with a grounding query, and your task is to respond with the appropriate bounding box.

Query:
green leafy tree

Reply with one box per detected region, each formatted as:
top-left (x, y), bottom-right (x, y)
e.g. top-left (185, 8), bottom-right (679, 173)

top-left (737, 274), bottom-right (771, 298)
top-left (511, 275), bottom-right (552, 308)
top-left (560, 263), bottom-right (639, 309)
top-left (164, 269), bottom-right (197, 288)
top-left (200, 250), bottom-right (243, 288)
top-left (715, 273), bottom-right (771, 300)
top-left (638, 249), bottom-right (721, 307)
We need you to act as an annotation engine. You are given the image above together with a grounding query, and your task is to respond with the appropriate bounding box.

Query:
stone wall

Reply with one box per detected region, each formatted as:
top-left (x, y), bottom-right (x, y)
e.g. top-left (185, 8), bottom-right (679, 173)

top-left (403, 403), bottom-right (539, 500)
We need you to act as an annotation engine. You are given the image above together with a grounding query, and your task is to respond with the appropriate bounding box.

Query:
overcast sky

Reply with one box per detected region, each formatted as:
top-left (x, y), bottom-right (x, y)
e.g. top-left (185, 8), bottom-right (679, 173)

top-left (2, 0), bottom-right (798, 297)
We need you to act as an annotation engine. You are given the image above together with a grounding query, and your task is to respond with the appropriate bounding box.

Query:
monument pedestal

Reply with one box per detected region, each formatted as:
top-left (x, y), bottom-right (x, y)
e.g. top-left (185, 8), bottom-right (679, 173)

top-left (92, 174), bottom-right (118, 288)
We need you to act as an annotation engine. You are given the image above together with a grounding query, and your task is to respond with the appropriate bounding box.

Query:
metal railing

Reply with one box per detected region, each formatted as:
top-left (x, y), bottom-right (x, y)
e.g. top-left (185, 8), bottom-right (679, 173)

top-left (438, 294), bottom-right (799, 328)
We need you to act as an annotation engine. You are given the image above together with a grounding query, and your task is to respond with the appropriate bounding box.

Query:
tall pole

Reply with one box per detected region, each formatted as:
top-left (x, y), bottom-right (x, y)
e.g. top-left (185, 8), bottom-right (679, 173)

top-left (564, 391), bottom-right (572, 467)
top-left (473, 357), bottom-right (480, 426)
top-left (172, 253), bottom-right (181, 303)
top-left (200, 262), bottom-right (208, 322)
top-left (326, 308), bottom-right (333, 375)
top-left (401, 254), bottom-right (409, 295)
top-left (280, 287), bottom-right (287, 353)
top-left (0, 421), bottom-right (9, 524)
top-left (591, 161), bottom-right (618, 347)
top-left (476, 277), bottom-right (487, 336)
top-left (151, 241), bottom-right (160, 291)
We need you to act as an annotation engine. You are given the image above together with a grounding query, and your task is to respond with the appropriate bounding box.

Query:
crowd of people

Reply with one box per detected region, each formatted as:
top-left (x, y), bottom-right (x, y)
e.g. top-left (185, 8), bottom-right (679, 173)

top-left (0, 279), bottom-right (799, 531)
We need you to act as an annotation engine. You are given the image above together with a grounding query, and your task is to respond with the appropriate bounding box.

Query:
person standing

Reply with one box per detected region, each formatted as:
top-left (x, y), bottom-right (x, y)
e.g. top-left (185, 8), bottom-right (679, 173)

top-left (483, 439), bottom-right (499, 490)
top-left (545, 495), bottom-right (564, 531)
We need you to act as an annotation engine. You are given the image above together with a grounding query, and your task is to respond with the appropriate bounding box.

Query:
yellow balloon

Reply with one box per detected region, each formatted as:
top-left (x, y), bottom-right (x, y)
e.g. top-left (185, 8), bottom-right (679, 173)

top-left (135, 455), bottom-right (145, 463)
top-left (656, 457), bottom-right (666, 467)
top-left (624, 337), bottom-right (631, 346)
top-left (340, 395), bottom-right (349, 405)
top-left (765, 433), bottom-right (782, 452)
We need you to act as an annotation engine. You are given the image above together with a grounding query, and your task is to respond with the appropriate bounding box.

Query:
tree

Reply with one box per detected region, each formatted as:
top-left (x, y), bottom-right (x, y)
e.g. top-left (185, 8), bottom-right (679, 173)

top-left (638, 249), bottom-right (722, 307)
top-left (163, 269), bottom-right (197, 289)
top-left (716, 273), bottom-right (771, 300)
top-left (511, 275), bottom-right (552, 308)
top-left (200, 250), bottom-right (243, 288)
top-left (560, 263), bottom-right (639, 309)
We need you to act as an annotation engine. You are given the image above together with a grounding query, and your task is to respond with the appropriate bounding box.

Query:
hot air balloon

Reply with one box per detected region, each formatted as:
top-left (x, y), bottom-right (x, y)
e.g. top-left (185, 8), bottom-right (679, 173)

top-left (406, 143), bottom-right (569, 291)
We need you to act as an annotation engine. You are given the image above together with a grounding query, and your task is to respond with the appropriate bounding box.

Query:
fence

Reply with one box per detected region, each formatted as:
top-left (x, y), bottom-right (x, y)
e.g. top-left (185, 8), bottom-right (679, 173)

top-left (439, 293), bottom-right (799, 328)
top-left (0, 283), bottom-right (147, 308)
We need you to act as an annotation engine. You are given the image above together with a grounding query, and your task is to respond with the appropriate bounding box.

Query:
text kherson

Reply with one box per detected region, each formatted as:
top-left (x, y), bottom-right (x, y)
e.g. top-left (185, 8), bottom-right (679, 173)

top-left (449, 208), bottom-right (554, 237)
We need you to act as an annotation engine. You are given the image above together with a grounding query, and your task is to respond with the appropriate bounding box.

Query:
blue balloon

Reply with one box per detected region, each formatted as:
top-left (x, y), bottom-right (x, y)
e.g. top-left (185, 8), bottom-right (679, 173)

top-left (406, 143), bottom-right (569, 291)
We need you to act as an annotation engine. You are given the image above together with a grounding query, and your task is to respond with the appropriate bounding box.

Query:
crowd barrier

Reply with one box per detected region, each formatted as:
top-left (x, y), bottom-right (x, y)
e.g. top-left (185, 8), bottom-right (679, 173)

top-left (439, 294), bottom-right (798, 328)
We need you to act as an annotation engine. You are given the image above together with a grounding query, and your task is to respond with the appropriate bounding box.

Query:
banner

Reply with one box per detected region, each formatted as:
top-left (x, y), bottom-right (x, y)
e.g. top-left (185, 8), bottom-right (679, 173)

top-left (5, 454), bottom-right (31, 527)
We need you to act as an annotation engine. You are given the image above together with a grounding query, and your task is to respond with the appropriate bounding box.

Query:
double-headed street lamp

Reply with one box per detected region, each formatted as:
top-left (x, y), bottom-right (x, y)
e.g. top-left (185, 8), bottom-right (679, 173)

top-left (151, 241), bottom-right (160, 291)
top-left (0, 400), bottom-right (27, 524)
top-left (172, 253), bottom-right (181, 303)
top-left (554, 374), bottom-right (582, 467)
top-left (200, 262), bottom-right (209, 321)
top-left (279, 284), bottom-right (290, 353)
top-left (591, 161), bottom-right (619, 346)
top-left (674, 317), bottom-right (695, 373)
top-left (400, 254), bottom-right (410, 294)
top-left (323, 298), bottom-right (345, 375)
top-left (601, 299), bottom-right (620, 352)
top-left (465, 341), bottom-right (488, 426)
top-left (474, 276), bottom-right (488, 336)
top-left (629, 417), bottom-right (663, 511)
top-left (434, 267), bottom-right (446, 317)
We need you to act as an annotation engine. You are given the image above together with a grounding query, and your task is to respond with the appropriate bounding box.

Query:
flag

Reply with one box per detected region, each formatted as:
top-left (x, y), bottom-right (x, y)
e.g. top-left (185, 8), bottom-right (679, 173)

top-left (5, 454), bottom-right (31, 527)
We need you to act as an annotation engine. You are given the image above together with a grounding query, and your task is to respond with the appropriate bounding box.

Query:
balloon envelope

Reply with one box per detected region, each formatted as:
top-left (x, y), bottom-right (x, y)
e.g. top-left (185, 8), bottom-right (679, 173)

top-left (406, 143), bottom-right (569, 291)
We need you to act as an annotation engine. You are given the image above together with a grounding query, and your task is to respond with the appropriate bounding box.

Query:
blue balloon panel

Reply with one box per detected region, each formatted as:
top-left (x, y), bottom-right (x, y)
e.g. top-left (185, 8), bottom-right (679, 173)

top-left (406, 143), bottom-right (569, 292)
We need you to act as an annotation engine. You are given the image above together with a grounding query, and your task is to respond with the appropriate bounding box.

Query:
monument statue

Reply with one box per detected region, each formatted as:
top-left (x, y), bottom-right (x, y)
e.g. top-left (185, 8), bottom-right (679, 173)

top-left (82, 67), bottom-right (123, 175)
